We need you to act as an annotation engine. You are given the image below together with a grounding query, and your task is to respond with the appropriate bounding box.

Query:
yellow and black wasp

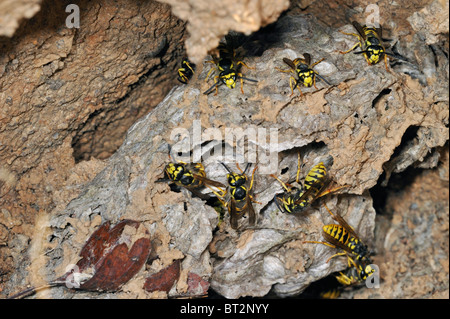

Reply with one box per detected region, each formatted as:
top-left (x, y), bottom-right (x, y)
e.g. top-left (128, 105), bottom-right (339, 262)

top-left (213, 162), bottom-right (258, 229)
top-left (156, 145), bottom-right (225, 200)
top-left (271, 154), bottom-right (347, 214)
top-left (203, 36), bottom-right (258, 95)
top-left (339, 21), bottom-right (406, 72)
top-left (304, 203), bottom-right (373, 265)
top-left (275, 53), bottom-right (331, 97)
top-left (177, 58), bottom-right (196, 84)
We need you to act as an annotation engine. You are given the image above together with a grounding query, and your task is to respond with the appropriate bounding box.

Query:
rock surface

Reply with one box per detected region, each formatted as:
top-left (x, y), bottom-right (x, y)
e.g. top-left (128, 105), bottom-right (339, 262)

top-left (0, 0), bottom-right (186, 293)
top-left (0, 0), bottom-right (41, 37)
top-left (158, 0), bottom-right (290, 64)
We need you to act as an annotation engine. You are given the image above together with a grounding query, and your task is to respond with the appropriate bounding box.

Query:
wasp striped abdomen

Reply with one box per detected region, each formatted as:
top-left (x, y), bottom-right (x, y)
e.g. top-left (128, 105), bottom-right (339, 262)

top-left (322, 223), bottom-right (370, 262)
top-left (272, 155), bottom-right (347, 214)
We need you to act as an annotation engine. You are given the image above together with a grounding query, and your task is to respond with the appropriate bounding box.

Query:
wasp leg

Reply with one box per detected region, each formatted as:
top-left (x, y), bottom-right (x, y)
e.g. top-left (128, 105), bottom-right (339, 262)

top-left (383, 54), bottom-right (392, 73)
top-left (339, 31), bottom-right (361, 38)
top-left (192, 162), bottom-right (205, 171)
top-left (337, 272), bottom-right (354, 286)
top-left (293, 77), bottom-right (304, 97)
top-left (213, 75), bottom-right (220, 95)
top-left (249, 164), bottom-right (258, 191)
top-left (178, 69), bottom-right (188, 83)
top-left (206, 184), bottom-right (227, 200)
top-left (347, 255), bottom-right (358, 268)
top-left (249, 195), bottom-right (262, 205)
top-left (238, 73), bottom-right (245, 94)
top-left (275, 67), bottom-right (295, 74)
top-left (237, 60), bottom-right (255, 70)
top-left (326, 252), bottom-right (348, 263)
top-left (313, 74), bottom-right (319, 90)
top-left (339, 41), bottom-right (361, 54)
top-left (289, 76), bottom-right (303, 97)
top-left (205, 63), bottom-right (217, 82)
top-left (296, 152), bottom-right (302, 184)
top-left (316, 185), bottom-right (349, 199)
top-left (310, 58), bottom-right (325, 68)
top-left (186, 63), bottom-right (195, 74)
top-left (270, 174), bottom-right (293, 193)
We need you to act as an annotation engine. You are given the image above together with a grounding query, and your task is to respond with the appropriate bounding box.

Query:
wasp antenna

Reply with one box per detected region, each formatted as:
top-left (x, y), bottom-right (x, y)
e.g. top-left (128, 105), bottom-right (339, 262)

top-left (292, 79), bottom-right (299, 91)
top-left (238, 76), bottom-right (258, 83)
top-left (353, 50), bottom-right (369, 54)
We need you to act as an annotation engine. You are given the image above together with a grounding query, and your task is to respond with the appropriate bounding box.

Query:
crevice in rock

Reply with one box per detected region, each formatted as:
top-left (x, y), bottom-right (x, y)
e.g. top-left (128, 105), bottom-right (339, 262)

top-left (371, 88), bottom-right (392, 109)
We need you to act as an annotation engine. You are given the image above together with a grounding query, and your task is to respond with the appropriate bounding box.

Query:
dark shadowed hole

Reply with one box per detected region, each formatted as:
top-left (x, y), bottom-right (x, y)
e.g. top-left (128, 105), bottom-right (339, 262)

top-left (371, 88), bottom-right (392, 109)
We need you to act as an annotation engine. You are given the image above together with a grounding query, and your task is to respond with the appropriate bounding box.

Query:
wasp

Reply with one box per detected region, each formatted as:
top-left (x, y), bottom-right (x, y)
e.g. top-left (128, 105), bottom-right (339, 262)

top-left (212, 162), bottom-right (258, 229)
top-left (203, 36), bottom-right (258, 95)
top-left (304, 203), bottom-right (373, 264)
top-left (177, 58), bottom-right (196, 84)
top-left (156, 145), bottom-right (225, 200)
top-left (275, 53), bottom-right (331, 97)
top-left (271, 154), bottom-right (347, 214)
top-left (339, 21), bottom-right (406, 72)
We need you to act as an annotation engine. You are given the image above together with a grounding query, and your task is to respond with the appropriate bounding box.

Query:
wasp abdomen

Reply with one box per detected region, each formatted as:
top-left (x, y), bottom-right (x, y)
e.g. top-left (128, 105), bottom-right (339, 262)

top-left (324, 224), bottom-right (350, 245)
top-left (304, 163), bottom-right (327, 191)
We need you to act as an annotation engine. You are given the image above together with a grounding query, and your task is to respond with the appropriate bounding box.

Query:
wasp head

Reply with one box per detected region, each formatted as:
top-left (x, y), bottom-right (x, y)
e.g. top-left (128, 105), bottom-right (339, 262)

top-left (366, 45), bottom-right (385, 64)
top-left (220, 70), bottom-right (237, 89)
top-left (359, 263), bottom-right (375, 280)
top-left (298, 69), bottom-right (315, 87)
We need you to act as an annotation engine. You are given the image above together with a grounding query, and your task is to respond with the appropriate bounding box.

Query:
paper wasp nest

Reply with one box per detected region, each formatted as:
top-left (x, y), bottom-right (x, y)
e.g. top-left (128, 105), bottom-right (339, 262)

top-left (1, 0), bottom-right (448, 299)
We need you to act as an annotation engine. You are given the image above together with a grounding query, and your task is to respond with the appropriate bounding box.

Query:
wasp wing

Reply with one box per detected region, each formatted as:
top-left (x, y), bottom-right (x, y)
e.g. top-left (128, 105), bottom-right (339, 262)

top-left (247, 196), bottom-right (256, 226)
top-left (229, 197), bottom-right (239, 229)
top-left (375, 25), bottom-right (383, 40)
top-left (303, 53), bottom-right (311, 66)
top-left (283, 58), bottom-right (297, 71)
